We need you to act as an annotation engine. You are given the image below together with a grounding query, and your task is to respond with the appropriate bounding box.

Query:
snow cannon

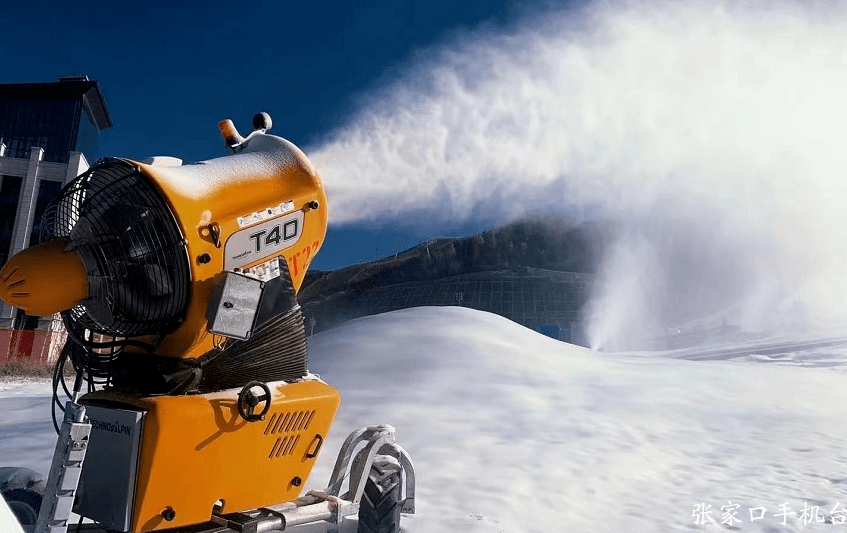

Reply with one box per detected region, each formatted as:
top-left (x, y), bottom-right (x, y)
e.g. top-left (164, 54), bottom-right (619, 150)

top-left (0, 113), bottom-right (415, 533)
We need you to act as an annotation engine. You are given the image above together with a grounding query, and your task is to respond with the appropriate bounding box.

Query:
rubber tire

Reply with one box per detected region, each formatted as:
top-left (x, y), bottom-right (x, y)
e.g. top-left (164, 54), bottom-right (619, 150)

top-left (2, 488), bottom-right (43, 526)
top-left (357, 455), bottom-right (403, 533)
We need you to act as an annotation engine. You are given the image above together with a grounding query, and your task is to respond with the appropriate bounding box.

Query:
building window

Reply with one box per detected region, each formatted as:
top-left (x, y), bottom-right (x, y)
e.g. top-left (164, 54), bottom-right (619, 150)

top-left (0, 98), bottom-right (80, 163)
top-left (75, 108), bottom-right (100, 163)
top-left (29, 180), bottom-right (64, 247)
top-left (0, 175), bottom-right (23, 265)
top-left (15, 308), bottom-right (40, 330)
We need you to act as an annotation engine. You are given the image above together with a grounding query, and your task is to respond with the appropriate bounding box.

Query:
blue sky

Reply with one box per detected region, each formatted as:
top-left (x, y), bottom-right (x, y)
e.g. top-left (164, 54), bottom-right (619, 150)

top-left (7, 0), bottom-right (847, 341)
top-left (2, 0), bottom-right (553, 269)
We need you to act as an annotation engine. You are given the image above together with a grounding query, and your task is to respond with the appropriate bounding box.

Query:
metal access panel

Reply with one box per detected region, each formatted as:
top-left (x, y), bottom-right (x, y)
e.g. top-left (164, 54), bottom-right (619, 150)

top-left (74, 402), bottom-right (145, 531)
top-left (206, 271), bottom-right (264, 340)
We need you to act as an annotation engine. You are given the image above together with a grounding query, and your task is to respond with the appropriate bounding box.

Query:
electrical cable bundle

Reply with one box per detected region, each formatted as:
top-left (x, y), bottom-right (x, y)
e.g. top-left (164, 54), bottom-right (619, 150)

top-left (50, 312), bottom-right (153, 434)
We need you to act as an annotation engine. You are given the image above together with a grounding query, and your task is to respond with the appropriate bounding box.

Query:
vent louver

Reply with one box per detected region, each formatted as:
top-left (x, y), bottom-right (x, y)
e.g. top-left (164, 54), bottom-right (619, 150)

top-left (264, 410), bottom-right (315, 460)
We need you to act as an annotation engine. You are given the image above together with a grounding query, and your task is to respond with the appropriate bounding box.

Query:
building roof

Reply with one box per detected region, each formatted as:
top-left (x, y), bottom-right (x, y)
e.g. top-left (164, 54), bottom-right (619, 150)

top-left (0, 77), bottom-right (113, 131)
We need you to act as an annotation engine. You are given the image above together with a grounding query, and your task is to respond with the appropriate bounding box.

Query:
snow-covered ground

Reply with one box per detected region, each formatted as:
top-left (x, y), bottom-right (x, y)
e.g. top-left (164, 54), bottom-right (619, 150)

top-left (4, 306), bottom-right (847, 532)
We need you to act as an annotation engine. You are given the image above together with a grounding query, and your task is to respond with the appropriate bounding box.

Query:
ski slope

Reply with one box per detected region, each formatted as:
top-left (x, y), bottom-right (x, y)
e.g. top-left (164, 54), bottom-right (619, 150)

top-left (3, 306), bottom-right (847, 532)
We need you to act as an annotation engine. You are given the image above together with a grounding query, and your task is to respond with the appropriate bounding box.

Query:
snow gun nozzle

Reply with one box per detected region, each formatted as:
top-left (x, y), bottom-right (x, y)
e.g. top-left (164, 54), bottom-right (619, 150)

top-left (218, 119), bottom-right (246, 152)
top-left (219, 113), bottom-right (273, 154)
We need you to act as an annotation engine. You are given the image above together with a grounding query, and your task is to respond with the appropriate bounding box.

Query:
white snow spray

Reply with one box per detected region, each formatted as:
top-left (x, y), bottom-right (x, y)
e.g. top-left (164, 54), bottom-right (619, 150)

top-left (308, 0), bottom-right (847, 350)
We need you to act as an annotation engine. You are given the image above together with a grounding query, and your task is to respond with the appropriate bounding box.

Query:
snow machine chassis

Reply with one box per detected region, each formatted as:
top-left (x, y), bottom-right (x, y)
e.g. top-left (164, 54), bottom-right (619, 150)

top-left (14, 400), bottom-right (415, 533)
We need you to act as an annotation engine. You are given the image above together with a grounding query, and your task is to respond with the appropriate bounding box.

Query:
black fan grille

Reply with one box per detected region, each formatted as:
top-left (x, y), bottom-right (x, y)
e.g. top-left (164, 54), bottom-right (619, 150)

top-left (42, 158), bottom-right (190, 336)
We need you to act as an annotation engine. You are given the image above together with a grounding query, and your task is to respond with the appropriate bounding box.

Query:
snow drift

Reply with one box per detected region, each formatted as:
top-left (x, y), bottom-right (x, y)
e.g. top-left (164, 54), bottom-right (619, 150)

top-left (4, 307), bottom-right (847, 531)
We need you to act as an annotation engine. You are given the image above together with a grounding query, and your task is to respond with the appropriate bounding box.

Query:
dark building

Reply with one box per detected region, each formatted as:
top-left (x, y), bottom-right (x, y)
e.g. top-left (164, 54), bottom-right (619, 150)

top-left (299, 217), bottom-right (609, 346)
top-left (0, 76), bottom-right (112, 330)
top-left (0, 75), bottom-right (112, 164)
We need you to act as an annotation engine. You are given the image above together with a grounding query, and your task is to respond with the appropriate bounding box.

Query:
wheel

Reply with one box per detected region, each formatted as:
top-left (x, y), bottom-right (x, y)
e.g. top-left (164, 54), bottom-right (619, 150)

top-left (357, 455), bottom-right (403, 533)
top-left (2, 487), bottom-right (43, 526)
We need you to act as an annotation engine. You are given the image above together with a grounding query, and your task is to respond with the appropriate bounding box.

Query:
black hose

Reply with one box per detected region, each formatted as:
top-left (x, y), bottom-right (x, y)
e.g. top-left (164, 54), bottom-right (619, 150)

top-left (51, 313), bottom-right (153, 432)
top-left (51, 341), bottom-right (73, 434)
top-left (61, 312), bottom-right (154, 353)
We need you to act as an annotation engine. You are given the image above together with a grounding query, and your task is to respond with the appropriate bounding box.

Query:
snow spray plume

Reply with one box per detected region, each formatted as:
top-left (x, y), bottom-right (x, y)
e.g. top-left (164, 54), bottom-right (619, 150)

top-left (308, 0), bottom-right (847, 350)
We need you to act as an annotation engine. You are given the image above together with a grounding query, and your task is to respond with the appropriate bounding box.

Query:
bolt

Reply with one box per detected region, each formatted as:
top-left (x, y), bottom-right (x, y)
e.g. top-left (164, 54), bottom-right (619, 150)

top-left (162, 507), bottom-right (176, 521)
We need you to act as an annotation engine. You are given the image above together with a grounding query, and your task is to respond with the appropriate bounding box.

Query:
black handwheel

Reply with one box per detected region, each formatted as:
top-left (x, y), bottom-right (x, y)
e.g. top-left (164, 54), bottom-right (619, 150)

top-left (357, 455), bottom-right (403, 533)
top-left (237, 381), bottom-right (272, 422)
top-left (3, 488), bottom-right (43, 526)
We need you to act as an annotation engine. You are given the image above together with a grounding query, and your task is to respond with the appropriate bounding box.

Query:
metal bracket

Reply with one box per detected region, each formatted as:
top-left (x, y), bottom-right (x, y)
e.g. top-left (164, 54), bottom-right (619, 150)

top-left (211, 507), bottom-right (285, 533)
top-left (324, 424), bottom-right (416, 517)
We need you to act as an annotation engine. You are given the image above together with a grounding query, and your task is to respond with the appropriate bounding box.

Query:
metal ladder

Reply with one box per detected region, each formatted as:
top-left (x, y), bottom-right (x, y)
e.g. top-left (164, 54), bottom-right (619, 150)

top-left (34, 401), bottom-right (91, 533)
